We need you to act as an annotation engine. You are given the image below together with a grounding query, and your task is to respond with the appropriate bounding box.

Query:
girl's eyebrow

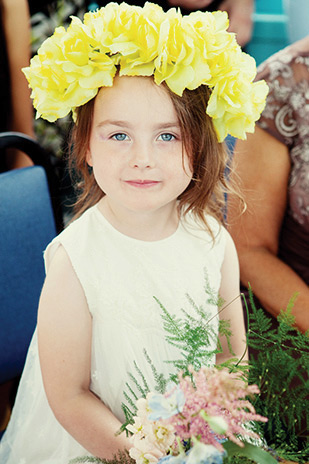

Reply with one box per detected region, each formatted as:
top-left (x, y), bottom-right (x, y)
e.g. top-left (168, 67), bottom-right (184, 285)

top-left (154, 122), bottom-right (180, 130)
top-left (96, 120), bottom-right (130, 128)
top-left (96, 120), bottom-right (180, 130)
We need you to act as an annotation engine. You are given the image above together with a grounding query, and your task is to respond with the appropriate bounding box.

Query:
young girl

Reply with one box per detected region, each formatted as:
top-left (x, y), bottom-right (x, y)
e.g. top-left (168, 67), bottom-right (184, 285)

top-left (0, 3), bottom-right (268, 463)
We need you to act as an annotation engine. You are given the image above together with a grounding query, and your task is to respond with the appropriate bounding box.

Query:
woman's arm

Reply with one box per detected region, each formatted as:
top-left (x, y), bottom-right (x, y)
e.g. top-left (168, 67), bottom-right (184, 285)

top-left (227, 126), bottom-right (309, 333)
top-left (37, 245), bottom-right (131, 458)
top-left (2, 0), bottom-right (34, 168)
top-left (217, 232), bottom-right (248, 364)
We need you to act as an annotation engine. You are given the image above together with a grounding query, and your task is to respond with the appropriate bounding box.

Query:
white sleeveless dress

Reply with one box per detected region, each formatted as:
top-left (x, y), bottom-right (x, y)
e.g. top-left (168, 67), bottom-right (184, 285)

top-left (0, 204), bottom-right (228, 463)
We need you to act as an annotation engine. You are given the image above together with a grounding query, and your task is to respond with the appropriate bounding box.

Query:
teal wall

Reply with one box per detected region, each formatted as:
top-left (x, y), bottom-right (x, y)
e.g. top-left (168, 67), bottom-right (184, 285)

top-left (246, 0), bottom-right (288, 66)
top-left (254, 0), bottom-right (284, 14)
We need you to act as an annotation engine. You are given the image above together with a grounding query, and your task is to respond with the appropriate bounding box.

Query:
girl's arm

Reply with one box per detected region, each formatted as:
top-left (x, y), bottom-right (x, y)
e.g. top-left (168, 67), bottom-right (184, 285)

top-left (227, 126), bottom-right (309, 333)
top-left (217, 232), bottom-right (248, 364)
top-left (37, 245), bottom-right (131, 458)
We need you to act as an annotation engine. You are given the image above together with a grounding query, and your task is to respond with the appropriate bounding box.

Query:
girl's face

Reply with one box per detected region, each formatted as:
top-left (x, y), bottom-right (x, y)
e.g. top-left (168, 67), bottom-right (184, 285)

top-left (87, 75), bottom-right (193, 219)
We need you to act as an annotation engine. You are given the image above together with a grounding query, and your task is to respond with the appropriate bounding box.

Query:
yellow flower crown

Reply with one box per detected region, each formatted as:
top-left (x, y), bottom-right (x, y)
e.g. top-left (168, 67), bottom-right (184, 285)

top-left (23, 1), bottom-right (268, 142)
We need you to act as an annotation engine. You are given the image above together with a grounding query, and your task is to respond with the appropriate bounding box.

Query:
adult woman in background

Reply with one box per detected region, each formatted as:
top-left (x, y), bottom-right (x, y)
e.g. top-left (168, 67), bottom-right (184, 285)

top-left (85, 0), bottom-right (254, 48)
top-left (227, 36), bottom-right (309, 334)
top-left (0, 0), bottom-right (34, 170)
top-left (166, 0), bottom-right (254, 47)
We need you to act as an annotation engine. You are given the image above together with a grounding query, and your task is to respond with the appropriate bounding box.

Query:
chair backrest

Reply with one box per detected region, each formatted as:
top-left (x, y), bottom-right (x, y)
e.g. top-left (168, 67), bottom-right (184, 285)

top-left (0, 166), bottom-right (57, 384)
top-left (0, 131), bottom-right (64, 232)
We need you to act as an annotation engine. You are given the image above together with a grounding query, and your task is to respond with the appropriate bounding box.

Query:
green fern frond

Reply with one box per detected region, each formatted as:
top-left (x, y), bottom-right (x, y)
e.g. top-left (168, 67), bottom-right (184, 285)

top-left (69, 458), bottom-right (104, 463)
top-left (245, 287), bottom-right (309, 462)
top-left (127, 371), bottom-right (148, 398)
top-left (69, 450), bottom-right (136, 464)
top-left (131, 361), bottom-right (149, 394)
top-left (142, 349), bottom-right (168, 394)
top-left (123, 386), bottom-right (138, 411)
top-left (121, 404), bottom-right (136, 429)
top-left (153, 296), bottom-right (184, 340)
top-left (121, 272), bottom-right (241, 419)
top-left (218, 318), bottom-right (235, 356)
top-left (203, 271), bottom-right (224, 308)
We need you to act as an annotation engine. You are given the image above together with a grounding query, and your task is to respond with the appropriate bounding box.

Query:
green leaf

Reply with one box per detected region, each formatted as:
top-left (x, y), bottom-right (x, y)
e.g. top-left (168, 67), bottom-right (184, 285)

top-left (223, 441), bottom-right (278, 464)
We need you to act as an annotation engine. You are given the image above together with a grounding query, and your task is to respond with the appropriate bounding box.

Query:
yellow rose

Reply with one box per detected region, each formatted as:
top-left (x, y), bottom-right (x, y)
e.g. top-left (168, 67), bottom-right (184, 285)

top-left (22, 1), bottom-right (268, 139)
top-left (119, 4), bottom-right (163, 76)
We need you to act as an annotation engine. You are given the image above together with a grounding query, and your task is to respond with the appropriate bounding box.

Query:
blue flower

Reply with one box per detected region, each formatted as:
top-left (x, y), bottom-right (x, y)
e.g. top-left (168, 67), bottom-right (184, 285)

top-left (158, 444), bottom-right (225, 464)
top-left (186, 442), bottom-right (225, 464)
top-left (158, 454), bottom-right (187, 464)
top-left (148, 385), bottom-right (186, 420)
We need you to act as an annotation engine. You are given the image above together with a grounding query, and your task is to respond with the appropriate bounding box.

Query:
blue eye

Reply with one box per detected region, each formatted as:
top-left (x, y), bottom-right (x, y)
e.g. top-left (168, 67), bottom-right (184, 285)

top-left (112, 133), bottom-right (128, 141)
top-left (159, 133), bottom-right (175, 142)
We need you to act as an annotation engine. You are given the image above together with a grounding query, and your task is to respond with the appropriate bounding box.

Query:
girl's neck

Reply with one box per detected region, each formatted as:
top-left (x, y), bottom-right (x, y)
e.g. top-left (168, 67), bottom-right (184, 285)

top-left (97, 197), bottom-right (180, 242)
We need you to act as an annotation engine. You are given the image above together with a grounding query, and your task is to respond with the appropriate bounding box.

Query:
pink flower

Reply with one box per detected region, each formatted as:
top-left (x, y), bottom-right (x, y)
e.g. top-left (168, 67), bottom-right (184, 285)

top-left (164, 366), bottom-right (267, 451)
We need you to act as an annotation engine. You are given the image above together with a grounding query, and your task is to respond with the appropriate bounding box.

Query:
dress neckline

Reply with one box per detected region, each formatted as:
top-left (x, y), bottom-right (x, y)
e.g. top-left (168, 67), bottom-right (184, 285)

top-left (93, 203), bottom-right (183, 245)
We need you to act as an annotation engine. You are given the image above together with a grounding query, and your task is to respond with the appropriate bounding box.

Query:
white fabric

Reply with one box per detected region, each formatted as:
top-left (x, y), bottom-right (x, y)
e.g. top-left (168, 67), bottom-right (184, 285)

top-left (0, 204), bottom-right (228, 463)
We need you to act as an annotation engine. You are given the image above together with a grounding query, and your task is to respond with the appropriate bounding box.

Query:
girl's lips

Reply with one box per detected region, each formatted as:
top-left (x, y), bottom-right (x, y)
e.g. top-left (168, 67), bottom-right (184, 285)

top-left (124, 180), bottom-right (160, 188)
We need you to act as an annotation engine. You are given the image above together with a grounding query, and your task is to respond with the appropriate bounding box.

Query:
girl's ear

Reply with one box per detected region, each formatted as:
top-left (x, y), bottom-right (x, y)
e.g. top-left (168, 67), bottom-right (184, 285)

top-left (86, 148), bottom-right (93, 167)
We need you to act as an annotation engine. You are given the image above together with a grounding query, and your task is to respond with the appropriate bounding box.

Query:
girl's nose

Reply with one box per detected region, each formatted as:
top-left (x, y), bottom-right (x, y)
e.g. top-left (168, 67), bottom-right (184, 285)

top-left (129, 141), bottom-right (155, 169)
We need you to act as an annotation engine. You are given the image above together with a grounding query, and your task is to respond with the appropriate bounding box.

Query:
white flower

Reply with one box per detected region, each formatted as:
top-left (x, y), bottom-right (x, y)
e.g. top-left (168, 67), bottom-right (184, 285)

top-left (129, 437), bottom-right (164, 464)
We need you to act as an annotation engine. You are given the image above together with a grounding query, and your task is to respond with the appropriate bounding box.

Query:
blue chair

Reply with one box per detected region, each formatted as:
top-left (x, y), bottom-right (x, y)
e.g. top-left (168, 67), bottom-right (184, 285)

top-left (0, 131), bottom-right (64, 231)
top-left (0, 132), bottom-right (63, 436)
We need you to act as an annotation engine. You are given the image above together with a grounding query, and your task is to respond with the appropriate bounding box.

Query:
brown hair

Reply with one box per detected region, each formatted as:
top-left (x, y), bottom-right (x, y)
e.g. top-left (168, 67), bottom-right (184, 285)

top-left (69, 79), bottom-right (236, 235)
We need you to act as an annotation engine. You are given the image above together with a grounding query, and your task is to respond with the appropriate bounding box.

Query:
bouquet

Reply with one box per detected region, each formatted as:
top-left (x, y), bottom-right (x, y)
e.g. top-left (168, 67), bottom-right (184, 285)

top-left (70, 284), bottom-right (308, 464)
top-left (70, 364), bottom-right (275, 464)
top-left (127, 366), bottom-right (273, 464)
